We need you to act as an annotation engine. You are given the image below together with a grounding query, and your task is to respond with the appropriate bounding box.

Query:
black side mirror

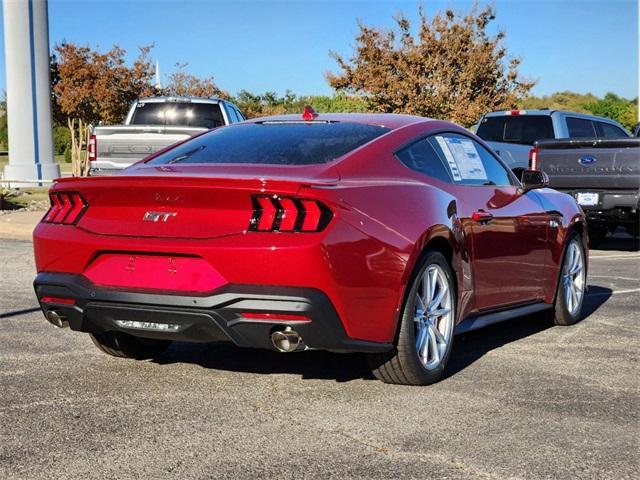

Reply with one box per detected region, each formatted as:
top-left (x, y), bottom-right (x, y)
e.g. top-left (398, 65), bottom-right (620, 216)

top-left (520, 169), bottom-right (549, 192)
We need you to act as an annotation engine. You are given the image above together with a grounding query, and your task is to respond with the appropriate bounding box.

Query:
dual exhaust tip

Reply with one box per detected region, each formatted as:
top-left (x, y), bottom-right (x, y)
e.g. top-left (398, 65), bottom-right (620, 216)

top-left (271, 327), bottom-right (304, 353)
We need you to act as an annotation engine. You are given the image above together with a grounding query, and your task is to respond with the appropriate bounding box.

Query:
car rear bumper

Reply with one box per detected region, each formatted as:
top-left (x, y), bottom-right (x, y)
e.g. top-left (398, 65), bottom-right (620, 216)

top-left (560, 189), bottom-right (639, 224)
top-left (33, 272), bottom-right (392, 353)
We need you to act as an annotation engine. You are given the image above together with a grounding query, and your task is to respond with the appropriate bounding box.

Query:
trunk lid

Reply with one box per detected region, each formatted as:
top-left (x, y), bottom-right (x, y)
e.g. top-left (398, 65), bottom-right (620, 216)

top-left (53, 164), bottom-right (339, 239)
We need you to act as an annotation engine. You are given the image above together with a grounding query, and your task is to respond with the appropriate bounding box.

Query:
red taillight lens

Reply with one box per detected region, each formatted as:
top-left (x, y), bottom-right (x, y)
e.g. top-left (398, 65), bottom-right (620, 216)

top-left (42, 192), bottom-right (88, 225)
top-left (249, 195), bottom-right (332, 233)
top-left (88, 134), bottom-right (97, 162)
top-left (529, 147), bottom-right (539, 170)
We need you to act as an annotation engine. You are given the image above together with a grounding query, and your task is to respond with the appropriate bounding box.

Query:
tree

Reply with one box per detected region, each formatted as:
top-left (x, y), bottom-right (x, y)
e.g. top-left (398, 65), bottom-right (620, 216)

top-left (164, 63), bottom-right (228, 98)
top-left (326, 3), bottom-right (535, 127)
top-left (233, 90), bottom-right (368, 119)
top-left (519, 91), bottom-right (599, 114)
top-left (52, 43), bottom-right (156, 175)
top-left (520, 91), bottom-right (638, 131)
top-left (0, 93), bottom-right (7, 149)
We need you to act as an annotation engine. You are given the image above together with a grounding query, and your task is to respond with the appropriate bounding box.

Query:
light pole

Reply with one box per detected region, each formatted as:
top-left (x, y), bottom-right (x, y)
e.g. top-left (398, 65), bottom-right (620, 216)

top-left (2, 0), bottom-right (59, 186)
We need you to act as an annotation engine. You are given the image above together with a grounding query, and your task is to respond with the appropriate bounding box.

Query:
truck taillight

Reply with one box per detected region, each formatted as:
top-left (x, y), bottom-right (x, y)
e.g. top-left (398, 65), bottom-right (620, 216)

top-left (529, 147), bottom-right (539, 170)
top-left (249, 195), bottom-right (333, 232)
top-left (42, 192), bottom-right (88, 225)
top-left (88, 134), bottom-right (96, 162)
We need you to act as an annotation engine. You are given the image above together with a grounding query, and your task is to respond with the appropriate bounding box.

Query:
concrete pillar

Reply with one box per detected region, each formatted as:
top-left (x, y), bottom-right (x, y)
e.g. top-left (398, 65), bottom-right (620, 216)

top-left (2, 0), bottom-right (59, 186)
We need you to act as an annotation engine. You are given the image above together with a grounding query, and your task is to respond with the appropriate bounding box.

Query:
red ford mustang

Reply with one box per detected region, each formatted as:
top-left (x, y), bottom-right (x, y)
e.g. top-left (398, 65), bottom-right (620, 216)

top-left (33, 110), bottom-right (588, 385)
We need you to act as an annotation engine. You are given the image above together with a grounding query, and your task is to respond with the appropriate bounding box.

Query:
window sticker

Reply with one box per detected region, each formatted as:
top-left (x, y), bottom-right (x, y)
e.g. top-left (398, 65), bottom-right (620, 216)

top-left (434, 136), bottom-right (488, 181)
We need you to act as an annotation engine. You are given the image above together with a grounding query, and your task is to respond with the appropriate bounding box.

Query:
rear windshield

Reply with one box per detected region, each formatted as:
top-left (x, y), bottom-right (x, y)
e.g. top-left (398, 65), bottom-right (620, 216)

top-left (130, 102), bottom-right (225, 129)
top-left (476, 115), bottom-right (554, 146)
top-left (147, 122), bottom-right (390, 166)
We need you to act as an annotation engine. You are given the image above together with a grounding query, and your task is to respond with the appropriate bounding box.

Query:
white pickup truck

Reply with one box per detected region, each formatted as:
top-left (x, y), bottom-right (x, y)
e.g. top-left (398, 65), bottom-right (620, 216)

top-left (475, 109), bottom-right (630, 175)
top-left (88, 96), bottom-right (246, 175)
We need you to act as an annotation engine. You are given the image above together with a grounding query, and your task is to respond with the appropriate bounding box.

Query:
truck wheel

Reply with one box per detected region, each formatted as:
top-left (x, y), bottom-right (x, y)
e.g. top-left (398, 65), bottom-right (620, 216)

top-left (366, 250), bottom-right (456, 385)
top-left (90, 331), bottom-right (171, 360)
top-left (554, 233), bottom-right (586, 326)
top-left (587, 225), bottom-right (607, 249)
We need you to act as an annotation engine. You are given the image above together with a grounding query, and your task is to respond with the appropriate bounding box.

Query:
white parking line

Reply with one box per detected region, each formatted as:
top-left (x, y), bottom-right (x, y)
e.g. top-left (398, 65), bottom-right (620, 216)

top-left (587, 288), bottom-right (640, 297)
top-left (589, 254), bottom-right (640, 259)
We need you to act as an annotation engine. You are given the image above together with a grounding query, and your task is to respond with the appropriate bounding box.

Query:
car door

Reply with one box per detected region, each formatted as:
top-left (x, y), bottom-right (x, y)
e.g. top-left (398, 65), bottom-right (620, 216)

top-left (427, 133), bottom-right (549, 310)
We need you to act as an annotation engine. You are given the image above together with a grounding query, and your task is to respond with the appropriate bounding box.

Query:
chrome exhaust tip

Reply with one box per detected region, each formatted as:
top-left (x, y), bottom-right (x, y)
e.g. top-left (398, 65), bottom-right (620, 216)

top-left (45, 310), bottom-right (69, 329)
top-left (271, 327), bottom-right (303, 353)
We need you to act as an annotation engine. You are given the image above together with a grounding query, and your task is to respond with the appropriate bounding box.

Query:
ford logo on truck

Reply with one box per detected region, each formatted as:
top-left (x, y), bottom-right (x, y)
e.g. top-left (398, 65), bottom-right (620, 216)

top-left (578, 155), bottom-right (597, 165)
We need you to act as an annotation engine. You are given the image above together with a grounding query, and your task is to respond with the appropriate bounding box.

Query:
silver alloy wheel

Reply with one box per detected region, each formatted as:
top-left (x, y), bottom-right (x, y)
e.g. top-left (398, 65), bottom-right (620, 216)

top-left (414, 264), bottom-right (454, 370)
top-left (562, 240), bottom-right (586, 316)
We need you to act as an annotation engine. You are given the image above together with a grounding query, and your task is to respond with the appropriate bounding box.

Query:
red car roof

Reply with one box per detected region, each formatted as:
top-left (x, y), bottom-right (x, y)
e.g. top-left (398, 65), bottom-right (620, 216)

top-left (248, 113), bottom-right (431, 130)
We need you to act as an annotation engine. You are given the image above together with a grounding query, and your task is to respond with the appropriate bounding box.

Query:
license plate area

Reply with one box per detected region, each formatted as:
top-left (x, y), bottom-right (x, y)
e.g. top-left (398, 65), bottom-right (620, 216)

top-left (82, 254), bottom-right (228, 293)
top-left (576, 192), bottom-right (599, 207)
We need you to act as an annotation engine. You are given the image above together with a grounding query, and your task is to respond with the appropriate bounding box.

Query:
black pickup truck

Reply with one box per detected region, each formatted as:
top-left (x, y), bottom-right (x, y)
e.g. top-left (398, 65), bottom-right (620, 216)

top-left (534, 137), bottom-right (640, 247)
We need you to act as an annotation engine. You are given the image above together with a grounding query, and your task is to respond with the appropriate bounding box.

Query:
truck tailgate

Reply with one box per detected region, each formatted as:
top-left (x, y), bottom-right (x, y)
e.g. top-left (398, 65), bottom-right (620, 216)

top-left (536, 138), bottom-right (640, 190)
top-left (93, 125), bottom-right (206, 170)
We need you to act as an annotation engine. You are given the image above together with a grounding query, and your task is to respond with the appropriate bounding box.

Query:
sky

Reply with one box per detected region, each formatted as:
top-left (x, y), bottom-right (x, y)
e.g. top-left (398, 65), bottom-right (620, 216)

top-left (0, 0), bottom-right (638, 99)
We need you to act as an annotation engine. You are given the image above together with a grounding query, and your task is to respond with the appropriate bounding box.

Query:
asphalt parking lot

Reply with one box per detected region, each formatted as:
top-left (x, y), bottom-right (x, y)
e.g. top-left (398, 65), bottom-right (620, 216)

top-left (1, 234), bottom-right (638, 479)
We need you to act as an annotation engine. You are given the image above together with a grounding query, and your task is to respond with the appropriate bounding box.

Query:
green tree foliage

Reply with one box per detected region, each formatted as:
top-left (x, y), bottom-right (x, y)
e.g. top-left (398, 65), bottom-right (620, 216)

top-left (520, 91), bottom-right (637, 131)
top-left (53, 125), bottom-right (71, 155)
top-left (0, 97), bottom-right (7, 149)
top-left (233, 90), bottom-right (367, 118)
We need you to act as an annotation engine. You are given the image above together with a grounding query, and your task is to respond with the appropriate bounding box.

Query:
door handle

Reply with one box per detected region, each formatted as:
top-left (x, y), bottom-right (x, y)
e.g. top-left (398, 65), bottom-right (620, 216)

top-left (472, 210), bottom-right (494, 223)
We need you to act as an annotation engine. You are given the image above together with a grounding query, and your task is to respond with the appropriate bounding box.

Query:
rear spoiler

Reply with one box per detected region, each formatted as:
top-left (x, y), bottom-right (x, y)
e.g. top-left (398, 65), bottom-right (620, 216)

top-left (535, 138), bottom-right (640, 150)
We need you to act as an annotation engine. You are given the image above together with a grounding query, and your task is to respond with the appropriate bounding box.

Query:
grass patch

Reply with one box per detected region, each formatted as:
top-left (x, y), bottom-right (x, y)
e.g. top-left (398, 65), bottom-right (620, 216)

top-left (1, 187), bottom-right (50, 211)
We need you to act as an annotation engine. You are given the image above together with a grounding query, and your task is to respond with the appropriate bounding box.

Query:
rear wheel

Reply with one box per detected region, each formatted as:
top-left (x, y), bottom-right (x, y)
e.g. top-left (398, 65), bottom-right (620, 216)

top-left (367, 251), bottom-right (456, 385)
top-left (554, 233), bottom-right (586, 326)
top-left (90, 331), bottom-right (171, 360)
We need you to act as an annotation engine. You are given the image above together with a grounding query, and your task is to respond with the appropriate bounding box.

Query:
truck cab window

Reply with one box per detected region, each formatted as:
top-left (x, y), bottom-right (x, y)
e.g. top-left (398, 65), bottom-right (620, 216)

top-left (566, 117), bottom-right (596, 138)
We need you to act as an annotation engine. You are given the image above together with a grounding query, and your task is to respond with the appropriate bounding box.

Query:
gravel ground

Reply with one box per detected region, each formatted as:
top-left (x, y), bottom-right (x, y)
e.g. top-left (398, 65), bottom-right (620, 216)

top-left (0, 235), bottom-right (638, 479)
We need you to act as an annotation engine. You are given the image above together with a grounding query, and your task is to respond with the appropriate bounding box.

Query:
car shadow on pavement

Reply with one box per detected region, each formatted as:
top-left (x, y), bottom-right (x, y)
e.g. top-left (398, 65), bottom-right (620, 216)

top-left (594, 230), bottom-right (639, 252)
top-left (154, 285), bottom-right (613, 384)
top-left (444, 284), bottom-right (612, 379)
top-left (154, 342), bottom-right (375, 382)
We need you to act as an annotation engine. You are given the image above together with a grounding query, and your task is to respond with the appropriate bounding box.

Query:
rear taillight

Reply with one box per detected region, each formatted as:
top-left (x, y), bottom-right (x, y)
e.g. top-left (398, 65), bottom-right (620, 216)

top-left (42, 192), bottom-right (88, 225)
top-left (88, 134), bottom-right (96, 162)
top-left (529, 147), bottom-right (539, 170)
top-left (249, 195), bottom-right (333, 233)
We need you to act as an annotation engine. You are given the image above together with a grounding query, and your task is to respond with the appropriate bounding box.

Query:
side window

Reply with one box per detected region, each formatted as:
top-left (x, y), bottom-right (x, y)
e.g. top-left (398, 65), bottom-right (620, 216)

top-left (428, 133), bottom-right (514, 186)
top-left (395, 138), bottom-right (453, 183)
top-left (233, 107), bottom-right (246, 121)
top-left (596, 122), bottom-right (628, 138)
top-left (567, 117), bottom-right (596, 138)
top-left (226, 105), bottom-right (239, 123)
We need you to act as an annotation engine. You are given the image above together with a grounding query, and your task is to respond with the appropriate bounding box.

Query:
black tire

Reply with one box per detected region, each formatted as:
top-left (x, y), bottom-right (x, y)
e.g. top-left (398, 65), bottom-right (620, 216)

top-left (90, 331), bottom-right (171, 360)
top-left (366, 250), bottom-right (456, 386)
top-left (587, 224), bottom-right (607, 249)
top-left (553, 233), bottom-right (586, 326)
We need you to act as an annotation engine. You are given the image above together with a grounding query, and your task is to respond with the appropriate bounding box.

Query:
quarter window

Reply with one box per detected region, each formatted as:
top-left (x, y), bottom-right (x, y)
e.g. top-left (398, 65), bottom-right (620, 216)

top-left (395, 138), bottom-right (452, 183)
